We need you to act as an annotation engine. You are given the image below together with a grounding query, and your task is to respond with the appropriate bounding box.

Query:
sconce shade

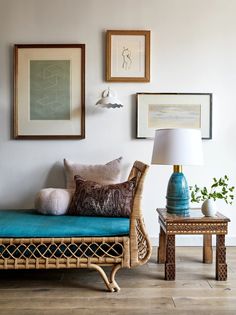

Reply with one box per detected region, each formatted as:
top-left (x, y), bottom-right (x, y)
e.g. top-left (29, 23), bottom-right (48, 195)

top-left (96, 88), bottom-right (123, 109)
top-left (151, 128), bottom-right (203, 166)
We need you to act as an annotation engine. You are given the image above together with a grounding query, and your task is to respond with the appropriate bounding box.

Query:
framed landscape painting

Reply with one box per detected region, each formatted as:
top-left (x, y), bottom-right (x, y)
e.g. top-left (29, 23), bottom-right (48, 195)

top-left (136, 93), bottom-right (212, 139)
top-left (14, 44), bottom-right (85, 139)
top-left (106, 30), bottom-right (150, 82)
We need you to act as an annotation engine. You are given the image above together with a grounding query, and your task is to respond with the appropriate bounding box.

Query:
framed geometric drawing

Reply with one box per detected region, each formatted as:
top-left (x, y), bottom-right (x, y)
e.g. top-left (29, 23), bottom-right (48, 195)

top-left (136, 93), bottom-right (212, 139)
top-left (106, 30), bottom-right (150, 82)
top-left (14, 44), bottom-right (85, 139)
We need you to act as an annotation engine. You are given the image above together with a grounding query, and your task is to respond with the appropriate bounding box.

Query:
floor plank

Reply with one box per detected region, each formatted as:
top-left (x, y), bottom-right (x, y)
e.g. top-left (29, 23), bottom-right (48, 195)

top-left (0, 247), bottom-right (235, 314)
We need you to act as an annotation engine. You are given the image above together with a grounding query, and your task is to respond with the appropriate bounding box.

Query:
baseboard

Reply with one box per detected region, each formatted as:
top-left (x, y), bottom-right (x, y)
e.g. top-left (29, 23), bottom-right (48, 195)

top-left (150, 235), bottom-right (236, 246)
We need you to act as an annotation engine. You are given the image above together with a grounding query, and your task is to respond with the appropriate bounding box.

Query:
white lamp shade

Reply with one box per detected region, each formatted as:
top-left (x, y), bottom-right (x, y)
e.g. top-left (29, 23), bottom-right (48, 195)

top-left (151, 128), bottom-right (203, 165)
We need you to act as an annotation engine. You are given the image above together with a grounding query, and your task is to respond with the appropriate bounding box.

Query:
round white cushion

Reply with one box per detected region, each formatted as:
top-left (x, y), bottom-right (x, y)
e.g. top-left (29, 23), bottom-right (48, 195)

top-left (35, 188), bottom-right (73, 215)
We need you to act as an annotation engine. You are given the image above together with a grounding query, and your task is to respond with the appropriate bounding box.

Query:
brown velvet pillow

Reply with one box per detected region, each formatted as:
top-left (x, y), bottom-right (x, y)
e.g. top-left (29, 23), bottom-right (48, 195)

top-left (67, 176), bottom-right (136, 217)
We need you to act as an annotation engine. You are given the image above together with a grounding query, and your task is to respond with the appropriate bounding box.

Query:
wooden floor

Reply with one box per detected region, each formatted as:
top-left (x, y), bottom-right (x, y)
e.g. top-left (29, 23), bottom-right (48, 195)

top-left (0, 247), bottom-right (236, 315)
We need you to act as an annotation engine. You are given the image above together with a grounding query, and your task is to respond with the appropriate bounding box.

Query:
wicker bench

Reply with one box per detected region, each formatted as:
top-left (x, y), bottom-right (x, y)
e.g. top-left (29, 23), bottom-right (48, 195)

top-left (0, 161), bottom-right (151, 292)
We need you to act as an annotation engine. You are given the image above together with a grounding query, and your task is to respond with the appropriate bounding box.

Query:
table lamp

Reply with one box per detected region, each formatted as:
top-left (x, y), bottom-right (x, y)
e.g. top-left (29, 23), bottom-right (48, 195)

top-left (151, 128), bottom-right (203, 216)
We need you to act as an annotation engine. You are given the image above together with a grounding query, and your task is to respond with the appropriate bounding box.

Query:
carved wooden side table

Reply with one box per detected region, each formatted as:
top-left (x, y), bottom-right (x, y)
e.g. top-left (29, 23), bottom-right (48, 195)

top-left (157, 208), bottom-right (230, 281)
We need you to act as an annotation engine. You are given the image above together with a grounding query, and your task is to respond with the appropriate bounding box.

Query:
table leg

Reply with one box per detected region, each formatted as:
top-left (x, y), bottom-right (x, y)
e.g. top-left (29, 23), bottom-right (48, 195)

top-left (158, 226), bottom-right (166, 263)
top-left (216, 234), bottom-right (227, 281)
top-left (165, 234), bottom-right (175, 280)
top-left (203, 234), bottom-right (213, 264)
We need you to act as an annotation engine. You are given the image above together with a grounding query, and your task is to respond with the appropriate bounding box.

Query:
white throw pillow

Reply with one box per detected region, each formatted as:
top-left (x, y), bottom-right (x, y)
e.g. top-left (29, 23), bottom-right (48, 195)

top-left (35, 188), bottom-right (73, 215)
top-left (64, 157), bottom-right (123, 190)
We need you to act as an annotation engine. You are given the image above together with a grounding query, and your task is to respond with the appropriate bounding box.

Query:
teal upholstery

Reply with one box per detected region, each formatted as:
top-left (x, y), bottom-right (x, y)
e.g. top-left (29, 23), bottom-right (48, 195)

top-left (0, 210), bottom-right (130, 238)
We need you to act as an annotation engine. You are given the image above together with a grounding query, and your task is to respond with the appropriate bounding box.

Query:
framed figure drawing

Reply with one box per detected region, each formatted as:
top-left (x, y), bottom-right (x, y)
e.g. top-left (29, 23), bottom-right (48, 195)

top-left (106, 30), bottom-right (150, 82)
top-left (136, 93), bottom-right (212, 139)
top-left (14, 44), bottom-right (85, 139)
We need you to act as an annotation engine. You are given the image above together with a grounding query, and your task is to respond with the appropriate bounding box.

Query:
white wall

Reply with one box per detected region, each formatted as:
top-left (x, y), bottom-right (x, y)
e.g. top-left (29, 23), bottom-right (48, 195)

top-left (0, 0), bottom-right (236, 245)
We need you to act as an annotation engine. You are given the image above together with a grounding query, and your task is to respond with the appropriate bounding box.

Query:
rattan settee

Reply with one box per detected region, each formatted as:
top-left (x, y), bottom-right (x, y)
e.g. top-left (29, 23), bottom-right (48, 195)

top-left (0, 161), bottom-right (152, 292)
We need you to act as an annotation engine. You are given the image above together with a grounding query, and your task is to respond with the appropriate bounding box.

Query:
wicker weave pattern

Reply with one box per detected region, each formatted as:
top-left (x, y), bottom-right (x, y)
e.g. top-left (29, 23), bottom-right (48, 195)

top-left (129, 161), bottom-right (152, 267)
top-left (0, 238), bottom-right (125, 260)
top-left (136, 218), bottom-right (149, 260)
top-left (0, 161), bottom-right (152, 292)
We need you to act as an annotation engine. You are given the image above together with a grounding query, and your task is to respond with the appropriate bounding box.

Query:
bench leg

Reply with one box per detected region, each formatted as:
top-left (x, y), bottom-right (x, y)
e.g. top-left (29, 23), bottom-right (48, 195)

top-left (88, 263), bottom-right (121, 292)
top-left (110, 264), bottom-right (122, 291)
top-left (158, 226), bottom-right (166, 263)
top-left (216, 235), bottom-right (227, 281)
top-left (165, 235), bottom-right (175, 280)
top-left (203, 234), bottom-right (213, 264)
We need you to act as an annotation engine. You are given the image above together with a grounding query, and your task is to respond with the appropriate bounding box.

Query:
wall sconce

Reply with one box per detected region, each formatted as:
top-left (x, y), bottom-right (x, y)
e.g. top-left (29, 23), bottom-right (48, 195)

top-left (96, 88), bottom-right (123, 109)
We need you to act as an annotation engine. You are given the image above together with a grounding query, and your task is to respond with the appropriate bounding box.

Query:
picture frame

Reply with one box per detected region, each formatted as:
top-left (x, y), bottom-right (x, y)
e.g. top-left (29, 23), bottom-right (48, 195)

top-left (136, 93), bottom-right (212, 139)
top-left (14, 44), bottom-right (85, 139)
top-left (106, 30), bottom-right (150, 82)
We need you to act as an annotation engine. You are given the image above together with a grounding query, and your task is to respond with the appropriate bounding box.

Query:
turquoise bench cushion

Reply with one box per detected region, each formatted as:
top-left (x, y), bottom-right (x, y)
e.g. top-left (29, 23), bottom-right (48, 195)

top-left (0, 210), bottom-right (130, 238)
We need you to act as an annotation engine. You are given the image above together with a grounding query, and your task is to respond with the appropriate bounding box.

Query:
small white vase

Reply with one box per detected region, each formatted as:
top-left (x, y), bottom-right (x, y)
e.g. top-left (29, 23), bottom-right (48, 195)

top-left (201, 199), bottom-right (217, 217)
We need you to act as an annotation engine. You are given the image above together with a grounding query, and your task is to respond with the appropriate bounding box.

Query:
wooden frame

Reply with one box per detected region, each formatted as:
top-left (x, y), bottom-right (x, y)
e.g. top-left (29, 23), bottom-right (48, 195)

top-left (136, 93), bottom-right (212, 139)
top-left (14, 44), bottom-right (85, 140)
top-left (106, 30), bottom-right (150, 82)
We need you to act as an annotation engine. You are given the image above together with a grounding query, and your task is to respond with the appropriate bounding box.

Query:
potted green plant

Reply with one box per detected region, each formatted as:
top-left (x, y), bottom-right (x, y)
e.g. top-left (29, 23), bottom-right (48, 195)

top-left (190, 175), bottom-right (234, 216)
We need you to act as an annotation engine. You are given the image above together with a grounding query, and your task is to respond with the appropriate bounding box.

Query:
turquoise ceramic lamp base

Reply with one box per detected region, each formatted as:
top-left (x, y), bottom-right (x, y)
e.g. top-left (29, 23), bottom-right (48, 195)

top-left (166, 166), bottom-right (190, 216)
